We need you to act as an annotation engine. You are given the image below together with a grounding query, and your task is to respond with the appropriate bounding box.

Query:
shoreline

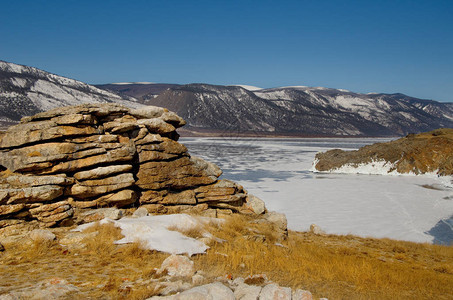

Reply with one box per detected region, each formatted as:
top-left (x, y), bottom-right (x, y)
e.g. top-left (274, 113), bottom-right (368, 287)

top-left (177, 128), bottom-right (401, 139)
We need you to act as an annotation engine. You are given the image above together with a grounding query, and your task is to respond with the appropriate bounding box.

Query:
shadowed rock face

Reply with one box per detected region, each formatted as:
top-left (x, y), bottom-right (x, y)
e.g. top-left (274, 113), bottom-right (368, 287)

top-left (314, 128), bottom-right (453, 175)
top-left (0, 104), bottom-right (259, 228)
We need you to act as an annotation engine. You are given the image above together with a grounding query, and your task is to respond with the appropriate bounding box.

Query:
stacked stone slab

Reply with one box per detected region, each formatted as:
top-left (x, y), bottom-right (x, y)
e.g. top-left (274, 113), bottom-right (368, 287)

top-left (0, 104), bottom-right (259, 228)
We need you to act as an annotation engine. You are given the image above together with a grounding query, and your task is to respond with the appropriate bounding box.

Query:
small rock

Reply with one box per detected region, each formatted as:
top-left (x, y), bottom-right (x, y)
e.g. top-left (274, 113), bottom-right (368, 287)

top-left (259, 283), bottom-right (292, 300)
top-left (0, 242), bottom-right (4, 252)
top-left (132, 207), bottom-right (149, 218)
top-left (158, 254), bottom-right (195, 277)
top-left (231, 277), bottom-right (245, 287)
top-left (78, 207), bottom-right (123, 223)
top-left (4, 277), bottom-right (79, 299)
top-left (29, 229), bottom-right (56, 242)
top-left (310, 224), bottom-right (326, 236)
top-left (158, 280), bottom-right (192, 296)
top-left (243, 194), bottom-right (266, 214)
top-left (265, 212), bottom-right (288, 232)
top-left (59, 231), bottom-right (99, 250)
top-left (292, 289), bottom-right (313, 300)
top-left (192, 274), bottom-right (205, 285)
top-left (234, 283), bottom-right (262, 300)
top-left (154, 282), bottom-right (235, 300)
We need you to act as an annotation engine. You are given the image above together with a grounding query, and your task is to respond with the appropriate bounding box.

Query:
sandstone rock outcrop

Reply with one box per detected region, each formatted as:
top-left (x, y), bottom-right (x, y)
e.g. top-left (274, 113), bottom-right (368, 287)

top-left (0, 104), bottom-right (263, 229)
top-left (314, 128), bottom-right (453, 176)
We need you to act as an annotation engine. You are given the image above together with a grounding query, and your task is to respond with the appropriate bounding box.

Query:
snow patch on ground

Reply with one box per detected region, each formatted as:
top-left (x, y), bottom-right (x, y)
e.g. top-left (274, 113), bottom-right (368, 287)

top-left (75, 214), bottom-right (223, 256)
top-left (11, 77), bottom-right (27, 88)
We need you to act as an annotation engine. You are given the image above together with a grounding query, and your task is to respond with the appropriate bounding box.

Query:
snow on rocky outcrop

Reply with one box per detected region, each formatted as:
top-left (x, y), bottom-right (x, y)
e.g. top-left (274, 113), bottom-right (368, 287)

top-left (313, 128), bottom-right (453, 176)
top-left (0, 61), bottom-right (143, 129)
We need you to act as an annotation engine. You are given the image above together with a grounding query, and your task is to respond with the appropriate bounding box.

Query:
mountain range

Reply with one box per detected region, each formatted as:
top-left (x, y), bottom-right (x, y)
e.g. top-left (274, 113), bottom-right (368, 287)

top-left (1, 60), bottom-right (452, 136)
top-left (0, 61), bottom-right (143, 129)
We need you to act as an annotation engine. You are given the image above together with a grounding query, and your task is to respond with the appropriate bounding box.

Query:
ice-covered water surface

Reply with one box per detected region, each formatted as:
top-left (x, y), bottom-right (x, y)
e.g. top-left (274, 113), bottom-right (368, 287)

top-left (181, 137), bottom-right (453, 244)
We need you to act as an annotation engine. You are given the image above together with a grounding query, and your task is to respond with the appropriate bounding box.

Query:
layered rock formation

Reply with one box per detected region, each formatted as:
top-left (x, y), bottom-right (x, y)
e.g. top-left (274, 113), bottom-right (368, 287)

top-left (313, 128), bottom-right (453, 175)
top-left (0, 104), bottom-right (261, 229)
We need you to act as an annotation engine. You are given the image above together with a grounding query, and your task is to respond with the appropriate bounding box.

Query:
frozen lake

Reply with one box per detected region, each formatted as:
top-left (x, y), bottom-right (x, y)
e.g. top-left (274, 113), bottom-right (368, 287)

top-left (180, 137), bottom-right (453, 245)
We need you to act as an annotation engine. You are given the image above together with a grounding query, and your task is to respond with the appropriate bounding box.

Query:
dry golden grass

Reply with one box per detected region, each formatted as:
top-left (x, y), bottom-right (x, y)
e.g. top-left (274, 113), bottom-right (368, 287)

top-left (0, 215), bottom-right (452, 299)
top-left (0, 222), bottom-right (168, 299)
top-left (167, 224), bottom-right (205, 239)
top-left (193, 214), bottom-right (453, 300)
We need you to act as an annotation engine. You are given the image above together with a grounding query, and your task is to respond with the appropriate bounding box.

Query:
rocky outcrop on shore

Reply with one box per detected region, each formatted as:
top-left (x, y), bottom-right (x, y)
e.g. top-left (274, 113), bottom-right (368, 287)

top-left (313, 128), bottom-right (453, 175)
top-left (0, 104), bottom-right (266, 231)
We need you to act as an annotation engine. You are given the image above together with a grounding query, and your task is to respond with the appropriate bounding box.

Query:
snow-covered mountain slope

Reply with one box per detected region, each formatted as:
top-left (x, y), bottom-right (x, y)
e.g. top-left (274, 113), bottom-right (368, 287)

top-left (2, 60), bottom-right (451, 136)
top-left (95, 83), bottom-right (180, 102)
top-left (0, 61), bottom-right (143, 129)
top-left (146, 84), bottom-right (453, 136)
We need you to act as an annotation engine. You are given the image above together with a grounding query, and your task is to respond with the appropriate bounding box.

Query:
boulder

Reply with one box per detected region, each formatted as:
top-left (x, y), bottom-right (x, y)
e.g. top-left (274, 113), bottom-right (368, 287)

top-left (266, 211), bottom-right (288, 233)
top-left (242, 194), bottom-right (266, 215)
top-left (157, 280), bottom-right (193, 296)
top-left (149, 282), bottom-right (235, 300)
top-left (132, 207), bottom-right (148, 218)
top-left (259, 283), bottom-right (292, 300)
top-left (29, 229), bottom-right (56, 242)
top-left (2, 277), bottom-right (80, 299)
top-left (310, 224), bottom-right (326, 236)
top-left (292, 289), bottom-right (314, 300)
top-left (130, 106), bottom-right (166, 119)
top-left (234, 283), bottom-right (262, 300)
top-left (158, 254), bottom-right (195, 277)
top-left (75, 207), bottom-right (123, 223)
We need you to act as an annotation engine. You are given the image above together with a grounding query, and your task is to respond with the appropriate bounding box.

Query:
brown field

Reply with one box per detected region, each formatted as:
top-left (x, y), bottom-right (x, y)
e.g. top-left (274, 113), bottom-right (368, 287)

top-left (0, 214), bottom-right (452, 299)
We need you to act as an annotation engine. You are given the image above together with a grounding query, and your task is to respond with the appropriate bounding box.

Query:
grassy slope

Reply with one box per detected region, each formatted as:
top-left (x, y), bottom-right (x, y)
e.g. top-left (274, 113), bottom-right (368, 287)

top-left (0, 215), bottom-right (452, 299)
top-left (315, 128), bottom-right (453, 175)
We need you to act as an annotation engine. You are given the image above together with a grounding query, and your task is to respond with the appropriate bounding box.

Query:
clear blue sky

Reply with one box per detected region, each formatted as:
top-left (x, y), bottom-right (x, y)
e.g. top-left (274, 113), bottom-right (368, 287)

top-left (2, 0), bottom-right (452, 102)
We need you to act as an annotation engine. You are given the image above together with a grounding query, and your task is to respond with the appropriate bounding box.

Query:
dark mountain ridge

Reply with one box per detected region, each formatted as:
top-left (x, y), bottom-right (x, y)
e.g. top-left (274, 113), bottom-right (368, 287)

top-left (1, 60), bottom-right (452, 136)
top-left (144, 84), bottom-right (453, 136)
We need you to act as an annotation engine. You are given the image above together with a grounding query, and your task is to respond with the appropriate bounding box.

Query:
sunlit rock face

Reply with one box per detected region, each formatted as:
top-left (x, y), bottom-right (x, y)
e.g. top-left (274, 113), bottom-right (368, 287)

top-left (0, 104), bottom-right (260, 228)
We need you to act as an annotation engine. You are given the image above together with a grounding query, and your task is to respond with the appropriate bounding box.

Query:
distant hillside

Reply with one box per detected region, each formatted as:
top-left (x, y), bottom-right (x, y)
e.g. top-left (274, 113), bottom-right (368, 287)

top-left (2, 60), bottom-right (452, 136)
top-left (145, 84), bottom-right (453, 136)
top-left (0, 61), bottom-right (143, 129)
top-left (94, 83), bottom-right (180, 102)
